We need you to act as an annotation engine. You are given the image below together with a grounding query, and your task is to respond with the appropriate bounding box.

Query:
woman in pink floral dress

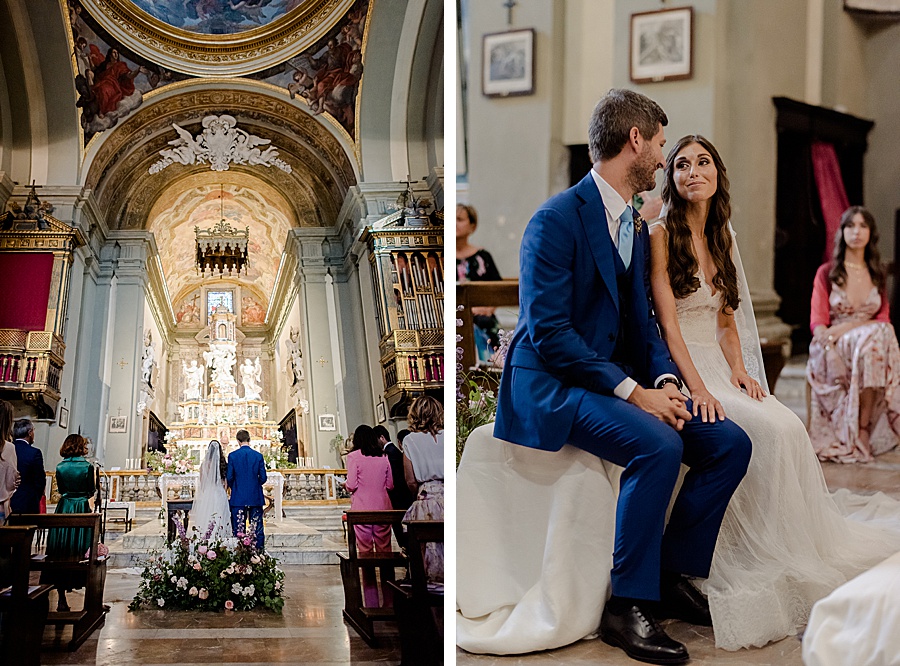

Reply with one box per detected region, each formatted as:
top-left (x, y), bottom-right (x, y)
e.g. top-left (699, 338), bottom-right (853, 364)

top-left (808, 205), bottom-right (900, 462)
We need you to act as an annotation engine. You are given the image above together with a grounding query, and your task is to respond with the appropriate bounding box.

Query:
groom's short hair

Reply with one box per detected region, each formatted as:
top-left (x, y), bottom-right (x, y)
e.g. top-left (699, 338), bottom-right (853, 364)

top-left (372, 425), bottom-right (390, 442)
top-left (588, 89), bottom-right (668, 163)
top-left (236, 429), bottom-right (250, 443)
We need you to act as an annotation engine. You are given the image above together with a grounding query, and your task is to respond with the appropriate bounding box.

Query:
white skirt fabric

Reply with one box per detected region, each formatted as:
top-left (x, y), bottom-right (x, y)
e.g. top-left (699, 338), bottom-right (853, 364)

top-left (456, 424), bottom-right (619, 655)
top-left (803, 549), bottom-right (900, 666)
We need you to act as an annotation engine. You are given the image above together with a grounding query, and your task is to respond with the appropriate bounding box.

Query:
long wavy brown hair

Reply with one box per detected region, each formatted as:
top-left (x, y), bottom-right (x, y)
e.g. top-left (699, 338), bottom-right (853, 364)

top-left (828, 206), bottom-right (885, 290)
top-left (661, 135), bottom-right (739, 313)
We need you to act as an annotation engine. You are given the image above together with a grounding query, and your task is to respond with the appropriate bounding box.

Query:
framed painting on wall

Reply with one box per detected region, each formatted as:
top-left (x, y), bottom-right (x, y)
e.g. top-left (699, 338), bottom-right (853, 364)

top-left (317, 414), bottom-right (336, 431)
top-left (482, 28), bottom-right (535, 98)
top-left (630, 7), bottom-right (693, 84)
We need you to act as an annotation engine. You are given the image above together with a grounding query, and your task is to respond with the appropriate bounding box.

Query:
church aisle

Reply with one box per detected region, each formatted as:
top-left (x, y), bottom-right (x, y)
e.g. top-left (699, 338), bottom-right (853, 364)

top-left (42, 565), bottom-right (400, 665)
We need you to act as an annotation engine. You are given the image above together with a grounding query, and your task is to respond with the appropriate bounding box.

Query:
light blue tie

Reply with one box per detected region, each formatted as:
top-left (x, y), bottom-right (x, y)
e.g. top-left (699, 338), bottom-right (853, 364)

top-left (618, 206), bottom-right (634, 269)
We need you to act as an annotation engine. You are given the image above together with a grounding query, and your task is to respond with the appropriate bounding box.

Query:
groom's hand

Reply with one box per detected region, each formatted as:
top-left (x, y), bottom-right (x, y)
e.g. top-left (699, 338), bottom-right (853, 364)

top-left (627, 385), bottom-right (691, 430)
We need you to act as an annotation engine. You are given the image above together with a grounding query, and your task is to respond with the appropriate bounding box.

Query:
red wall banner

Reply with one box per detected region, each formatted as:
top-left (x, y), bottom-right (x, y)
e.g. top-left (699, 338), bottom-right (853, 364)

top-left (0, 253), bottom-right (55, 331)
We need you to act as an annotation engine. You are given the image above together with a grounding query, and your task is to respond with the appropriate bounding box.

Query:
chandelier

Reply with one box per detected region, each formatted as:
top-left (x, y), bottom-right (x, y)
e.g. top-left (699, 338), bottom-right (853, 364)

top-left (195, 186), bottom-right (249, 277)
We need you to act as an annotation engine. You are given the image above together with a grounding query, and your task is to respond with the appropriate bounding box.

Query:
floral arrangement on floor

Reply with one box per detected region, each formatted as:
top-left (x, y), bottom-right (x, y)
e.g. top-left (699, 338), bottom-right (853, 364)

top-left (129, 518), bottom-right (286, 613)
top-left (146, 447), bottom-right (197, 474)
top-left (456, 306), bottom-right (511, 466)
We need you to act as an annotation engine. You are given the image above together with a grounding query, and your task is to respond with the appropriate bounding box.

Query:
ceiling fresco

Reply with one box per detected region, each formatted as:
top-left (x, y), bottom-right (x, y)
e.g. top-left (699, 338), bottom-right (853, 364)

top-left (126, 0), bottom-right (306, 35)
top-left (146, 175), bottom-right (293, 312)
top-left (69, 0), bottom-right (366, 144)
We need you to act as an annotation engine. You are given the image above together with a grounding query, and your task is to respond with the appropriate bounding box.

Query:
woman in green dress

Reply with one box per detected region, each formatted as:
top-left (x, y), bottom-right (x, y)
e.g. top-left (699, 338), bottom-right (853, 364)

top-left (46, 434), bottom-right (97, 611)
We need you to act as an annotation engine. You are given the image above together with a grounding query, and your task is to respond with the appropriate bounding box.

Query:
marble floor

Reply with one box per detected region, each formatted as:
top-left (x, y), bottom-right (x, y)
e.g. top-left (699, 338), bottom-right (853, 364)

top-left (456, 356), bottom-right (900, 665)
top-left (40, 565), bottom-right (402, 665)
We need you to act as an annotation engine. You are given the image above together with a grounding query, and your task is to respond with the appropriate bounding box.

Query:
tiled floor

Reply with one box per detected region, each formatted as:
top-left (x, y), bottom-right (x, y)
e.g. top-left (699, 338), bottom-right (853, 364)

top-left (40, 565), bottom-right (401, 665)
top-left (457, 357), bottom-right (900, 665)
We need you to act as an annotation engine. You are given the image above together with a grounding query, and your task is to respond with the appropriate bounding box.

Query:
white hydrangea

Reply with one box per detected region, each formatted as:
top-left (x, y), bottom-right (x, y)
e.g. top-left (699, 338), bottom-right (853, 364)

top-left (231, 583), bottom-right (243, 595)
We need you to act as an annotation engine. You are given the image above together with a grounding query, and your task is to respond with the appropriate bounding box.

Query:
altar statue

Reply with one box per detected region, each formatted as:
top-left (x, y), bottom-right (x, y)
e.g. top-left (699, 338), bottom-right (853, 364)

top-left (182, 359), bottom-right (205, 401)
top-left (241, 357), bottom-right (263, 401)
top-left (204, 344), bottom-right (237, 396)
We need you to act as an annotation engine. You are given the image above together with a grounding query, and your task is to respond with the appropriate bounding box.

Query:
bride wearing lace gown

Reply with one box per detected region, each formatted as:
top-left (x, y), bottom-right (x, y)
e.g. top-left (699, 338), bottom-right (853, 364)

top-left (190, 440), bottom-right (232, 541)
top-left (647, 134), bottom-right (900, 649)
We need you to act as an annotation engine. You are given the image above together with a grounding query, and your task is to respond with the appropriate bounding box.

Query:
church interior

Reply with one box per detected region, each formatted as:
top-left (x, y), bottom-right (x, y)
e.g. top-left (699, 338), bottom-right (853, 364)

top-left (0, 0), bottom-right (443, 663)
top-left (457, 1), bottom-right (900, 665)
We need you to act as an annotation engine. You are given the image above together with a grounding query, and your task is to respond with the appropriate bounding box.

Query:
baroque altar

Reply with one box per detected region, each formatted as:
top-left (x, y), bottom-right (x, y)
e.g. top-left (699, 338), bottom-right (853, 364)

top-left (167, 310), bottom-right (283, 460)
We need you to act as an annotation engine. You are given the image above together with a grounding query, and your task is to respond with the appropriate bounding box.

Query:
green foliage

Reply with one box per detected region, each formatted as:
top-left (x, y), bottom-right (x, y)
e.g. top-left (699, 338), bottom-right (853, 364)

top-left (456, 374), bottom-right (499, 467)
top-left (129, 520), bottom-right (286, 613)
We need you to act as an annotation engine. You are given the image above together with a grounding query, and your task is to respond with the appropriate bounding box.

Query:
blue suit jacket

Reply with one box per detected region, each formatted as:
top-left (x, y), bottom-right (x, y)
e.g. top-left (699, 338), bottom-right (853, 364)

top-left (226, 445), bottom-right (267, 507)
top-left (10, 439), bottom-right (46, 514)
top-left (494, 172), bottom-right (680, 451)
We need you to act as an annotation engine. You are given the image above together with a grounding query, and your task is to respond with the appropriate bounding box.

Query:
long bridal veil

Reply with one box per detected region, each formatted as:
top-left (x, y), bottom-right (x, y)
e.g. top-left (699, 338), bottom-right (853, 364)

top-left (190, 440), bottom-right (232, 541)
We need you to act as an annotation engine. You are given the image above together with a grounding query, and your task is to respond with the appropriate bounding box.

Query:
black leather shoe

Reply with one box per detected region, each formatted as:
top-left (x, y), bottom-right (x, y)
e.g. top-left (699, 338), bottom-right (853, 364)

top-left (658, 577), bottom-right (713, 626)
top-left (599, 602), bottom-right (689, 665)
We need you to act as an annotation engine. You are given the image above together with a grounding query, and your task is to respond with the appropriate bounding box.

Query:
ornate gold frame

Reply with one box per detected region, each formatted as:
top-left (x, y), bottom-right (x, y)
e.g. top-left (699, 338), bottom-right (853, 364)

top-left (80, 0), bottom-right (356, 76)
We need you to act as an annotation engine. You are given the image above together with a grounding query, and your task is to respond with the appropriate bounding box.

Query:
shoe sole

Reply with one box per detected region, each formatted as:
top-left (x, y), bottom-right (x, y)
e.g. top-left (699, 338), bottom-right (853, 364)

top-left (599, 629), bottom-right (690, 665)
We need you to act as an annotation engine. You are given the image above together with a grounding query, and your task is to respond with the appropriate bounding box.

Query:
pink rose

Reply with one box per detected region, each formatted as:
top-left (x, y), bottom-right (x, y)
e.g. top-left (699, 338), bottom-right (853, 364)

top-left (198, 588), bottom-right (209, 600)
top-left (198, 545), bottom-right (208, 554)
top-left (243, 538), bottom-right (252, 546)
top-left (225, 600), bottom-right (234, 610)
top-left (206, 550), bottom-right (217, 560)
top-left (193, 562), bottom-right (201, 570)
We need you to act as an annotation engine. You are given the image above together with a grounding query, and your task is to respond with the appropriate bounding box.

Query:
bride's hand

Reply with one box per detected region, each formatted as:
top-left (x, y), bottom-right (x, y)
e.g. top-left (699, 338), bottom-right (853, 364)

top-left (690, 387), bottom-right (725, 422)
top-left (731, 370), bottom-right (766, 401)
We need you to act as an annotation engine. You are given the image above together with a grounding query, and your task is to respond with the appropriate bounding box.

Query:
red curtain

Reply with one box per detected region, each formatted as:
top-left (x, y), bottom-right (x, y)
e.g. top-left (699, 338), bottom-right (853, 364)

top-left (0, 253), bottom-right (55, 330)
top-left (811, 141), bottom-right (850, 263)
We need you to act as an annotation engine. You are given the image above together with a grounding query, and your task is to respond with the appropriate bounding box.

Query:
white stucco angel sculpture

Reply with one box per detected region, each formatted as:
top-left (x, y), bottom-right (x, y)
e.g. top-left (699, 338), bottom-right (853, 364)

top-left (141, 330), bottom-right (156, 387)
top-left (182, 359), bottom-right (205, 401)
top-left (285, 327), bottom-right (304, 386)
top-left (241, 357), bottom-right (263, 401)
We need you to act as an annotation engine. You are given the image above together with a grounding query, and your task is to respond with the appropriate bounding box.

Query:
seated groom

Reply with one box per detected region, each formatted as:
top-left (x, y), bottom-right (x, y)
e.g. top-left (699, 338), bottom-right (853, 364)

top-left (226, 429), bottom-right (267, 550)
top-left (494, 89), bottom-right (752, 665)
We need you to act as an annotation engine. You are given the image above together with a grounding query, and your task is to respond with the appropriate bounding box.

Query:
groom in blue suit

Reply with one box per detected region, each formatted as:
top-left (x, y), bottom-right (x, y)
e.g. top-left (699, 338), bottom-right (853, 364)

top-left (494, 89), bottom-right (751, 665)
top-left (227, 429), bottom-right (267, 550)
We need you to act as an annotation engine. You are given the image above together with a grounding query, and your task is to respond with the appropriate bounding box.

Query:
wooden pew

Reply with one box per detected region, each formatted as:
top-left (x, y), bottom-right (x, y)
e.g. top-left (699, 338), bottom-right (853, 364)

top-left (456, 280), bottom-right (520, 373)
top-left (337, 510), bottom-right (408, 646)
top-left (166, 500), bottom-right (193, 542)
top-left (6, 514), bottom-right (107, 651)
top-left (388, 520), bottom-right (444, 665)
top-left (0, 526), bottom-right (53, 666)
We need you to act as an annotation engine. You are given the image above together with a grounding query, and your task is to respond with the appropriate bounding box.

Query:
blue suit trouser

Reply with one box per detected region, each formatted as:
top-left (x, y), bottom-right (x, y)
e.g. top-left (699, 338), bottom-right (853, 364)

top-left (231, 506), bottom-right (265, 551)
top-left (568, 392), bottom-right (751, 601)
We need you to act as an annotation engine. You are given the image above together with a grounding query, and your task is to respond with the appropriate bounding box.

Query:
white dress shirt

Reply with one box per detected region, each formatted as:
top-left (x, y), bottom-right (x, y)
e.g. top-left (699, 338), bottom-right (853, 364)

top-left (589, 169), bottom-right (677, 400)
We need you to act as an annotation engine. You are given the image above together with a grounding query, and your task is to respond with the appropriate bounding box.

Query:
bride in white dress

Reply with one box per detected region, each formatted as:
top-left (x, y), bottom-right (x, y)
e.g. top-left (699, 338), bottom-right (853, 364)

top-left (190, 440), bottom-right (232, 542)
top-left (456, 136), bottom-right (900, 654)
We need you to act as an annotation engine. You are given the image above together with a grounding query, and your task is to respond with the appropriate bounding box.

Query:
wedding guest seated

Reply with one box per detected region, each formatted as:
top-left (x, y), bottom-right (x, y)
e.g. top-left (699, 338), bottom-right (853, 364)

top-left (456, 203), bottom-right (502, 363)
top-left (808, 205), bottom-right (900, 462)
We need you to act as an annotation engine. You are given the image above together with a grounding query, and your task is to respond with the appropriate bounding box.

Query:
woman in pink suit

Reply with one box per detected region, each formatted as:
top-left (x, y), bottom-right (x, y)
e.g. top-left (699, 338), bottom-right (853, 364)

top-left (808, 205), bottom-right (900, 462)
top-left (345, 424), bottom-right (394, 607)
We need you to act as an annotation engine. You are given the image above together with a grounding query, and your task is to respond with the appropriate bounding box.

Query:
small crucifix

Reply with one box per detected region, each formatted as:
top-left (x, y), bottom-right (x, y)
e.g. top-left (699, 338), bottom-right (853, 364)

top-left (317, 357), bottom-right (328, 367)
top-left (503, 0), bottom-right (517, 26)
top-left (116, 358), bottom-right (129, 369)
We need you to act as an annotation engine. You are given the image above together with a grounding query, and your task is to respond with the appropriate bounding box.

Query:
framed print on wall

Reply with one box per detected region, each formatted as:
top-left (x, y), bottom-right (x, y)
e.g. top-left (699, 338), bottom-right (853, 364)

top-left (630, 7), bottom-right (693, 84)
top-left (482, 28), bottom-right (535, 98)
top-left (376, 400), bottom-right (387, 424)
top-left (58, 407), bottom-right (69, 429)
top-left (317, 414), bottom-right (336, 431)
top-left (109, 415), bottom-right (128, 433)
